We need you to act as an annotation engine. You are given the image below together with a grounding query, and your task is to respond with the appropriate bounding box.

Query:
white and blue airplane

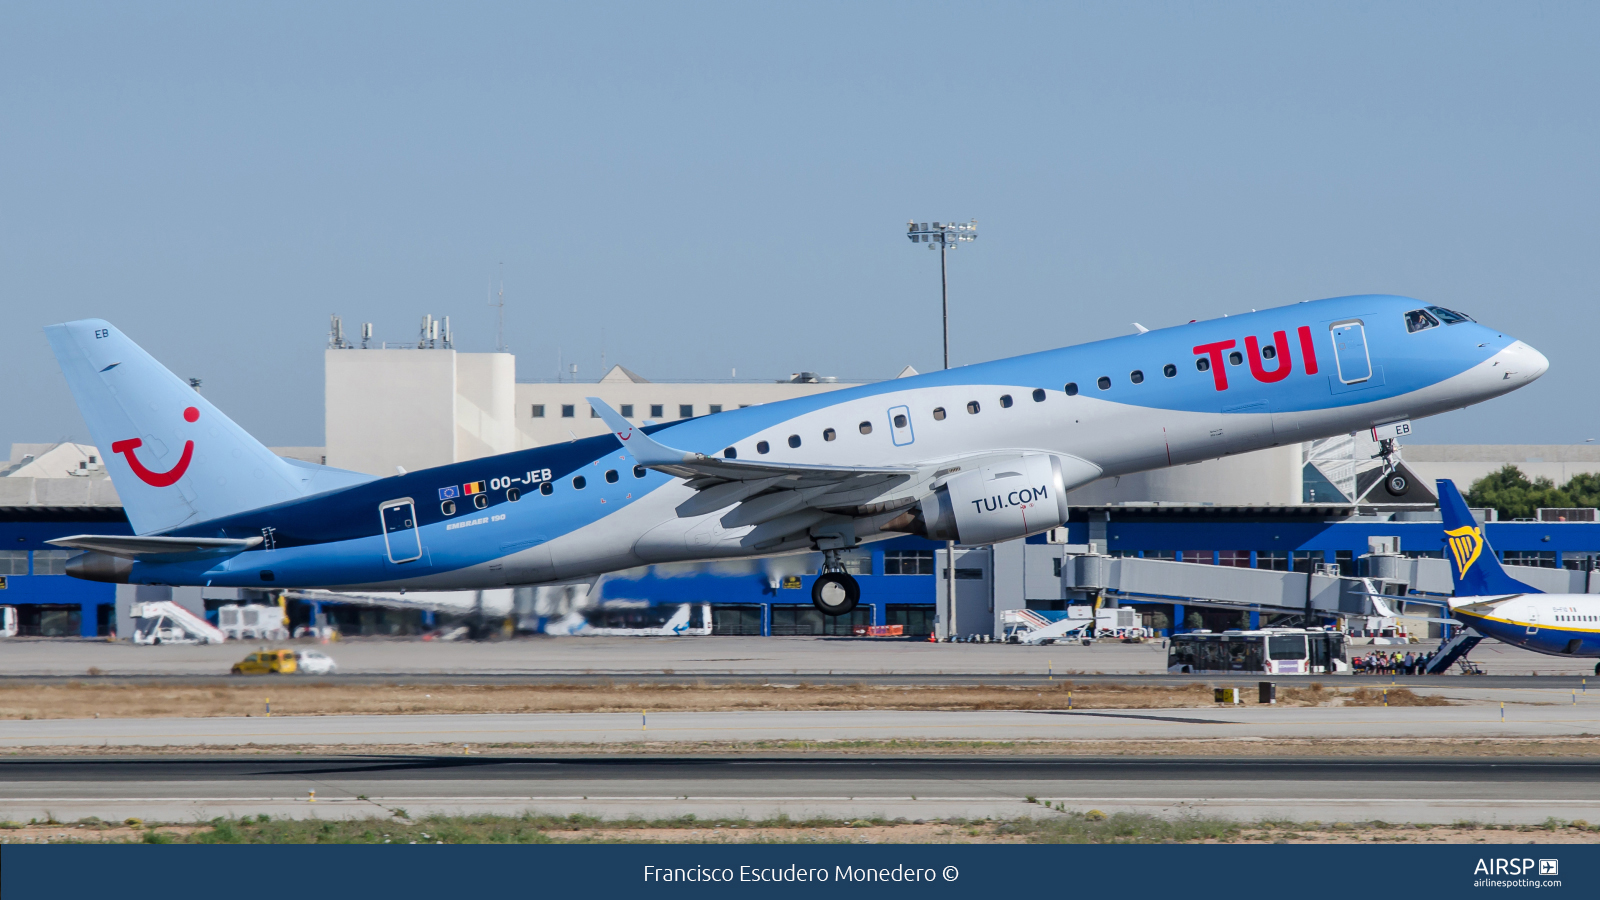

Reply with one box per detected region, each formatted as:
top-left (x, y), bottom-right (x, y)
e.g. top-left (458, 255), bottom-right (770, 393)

top-left (1435, 478), bottom-right (1600, 675)
top-left (46, 296), bottom-right (1545, 616)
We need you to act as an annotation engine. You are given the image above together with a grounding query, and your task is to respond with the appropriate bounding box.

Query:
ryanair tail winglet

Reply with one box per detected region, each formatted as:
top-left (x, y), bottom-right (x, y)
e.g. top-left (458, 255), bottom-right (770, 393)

top-left (1435, 478), bottom-right (1540, 597)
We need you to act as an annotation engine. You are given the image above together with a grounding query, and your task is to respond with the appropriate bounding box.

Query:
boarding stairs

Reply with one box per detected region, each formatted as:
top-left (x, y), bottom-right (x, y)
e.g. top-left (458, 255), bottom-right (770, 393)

top-left (1422, 627), bottom-right (1482, 674)
top-left (1002, 609), bottom-right (1091, 645)
top-left (130, 600), bottom-right (227, 645)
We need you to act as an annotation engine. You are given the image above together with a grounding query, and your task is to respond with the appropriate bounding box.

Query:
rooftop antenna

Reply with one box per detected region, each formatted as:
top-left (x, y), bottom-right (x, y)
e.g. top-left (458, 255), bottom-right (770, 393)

top-left (188, 377), bottom-right (203, 392)
top-left (328, 315), bottom-right (348, 349)
top-left (490, 262), bottom-right (507, 353)
top-left (600, 326), bottom-right (606, 374)
top-left (441, 315), bottom-right (452, 349)
top-left (360, 322), bottom-right (372, 349)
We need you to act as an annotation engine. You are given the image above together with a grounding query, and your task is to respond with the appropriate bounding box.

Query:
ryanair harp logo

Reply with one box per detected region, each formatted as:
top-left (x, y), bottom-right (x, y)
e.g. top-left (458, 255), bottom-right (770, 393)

top-left (1445, 525), bottom-right (1483, 578)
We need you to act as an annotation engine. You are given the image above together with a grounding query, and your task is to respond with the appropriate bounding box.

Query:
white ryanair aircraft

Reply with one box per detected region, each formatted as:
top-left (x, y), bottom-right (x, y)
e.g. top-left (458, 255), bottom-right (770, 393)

top-left (1435, 479), bottom-right (1600, 675)
top-left (47, 295), bottom-right (1544, 616)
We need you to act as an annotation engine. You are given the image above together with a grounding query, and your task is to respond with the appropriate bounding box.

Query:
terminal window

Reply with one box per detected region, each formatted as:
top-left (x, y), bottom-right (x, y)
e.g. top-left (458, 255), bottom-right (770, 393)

top-left (709, 404), bottom-right (722, 414)
top-left (650, 404), bottom-right (664, 418)
top-left (1256, 551), bottom-right (1289, 571)
top-left (530, 404), bottom-right (545, 418)
top-left (1502, 550), bottom-right (1557, 568)
top-left (679, 404), bottom-right (693, 418)
top-left (0, 551), bottom-right (26, 575)
top-left (884, 550), bottom-right (936, 575)
top-left (561, 404), bottom-right (576, 418)
top-left (32, 550), bottom-right (71, 575)
top-left (620, 404), bottom-right (634, 418)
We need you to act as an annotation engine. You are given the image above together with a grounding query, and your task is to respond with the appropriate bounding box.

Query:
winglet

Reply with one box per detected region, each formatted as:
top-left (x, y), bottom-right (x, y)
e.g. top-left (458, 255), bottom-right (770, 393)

top-left (586, 397), bottom-right (704, 466)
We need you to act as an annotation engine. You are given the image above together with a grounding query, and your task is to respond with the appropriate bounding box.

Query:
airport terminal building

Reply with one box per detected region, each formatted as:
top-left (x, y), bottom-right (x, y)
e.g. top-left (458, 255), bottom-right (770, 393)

top-left (6, 328), bottom-right (1600, 639)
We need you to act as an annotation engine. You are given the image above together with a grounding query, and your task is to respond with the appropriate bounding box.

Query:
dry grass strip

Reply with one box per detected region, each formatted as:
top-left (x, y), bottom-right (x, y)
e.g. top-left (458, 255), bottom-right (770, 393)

top-left (0, 680), bottom-right (1448, 720)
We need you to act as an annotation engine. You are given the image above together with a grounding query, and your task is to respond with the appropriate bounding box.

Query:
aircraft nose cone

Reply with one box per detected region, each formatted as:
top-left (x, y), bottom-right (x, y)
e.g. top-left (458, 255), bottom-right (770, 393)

top-left (1504, 340), bottom-right (1550, 382)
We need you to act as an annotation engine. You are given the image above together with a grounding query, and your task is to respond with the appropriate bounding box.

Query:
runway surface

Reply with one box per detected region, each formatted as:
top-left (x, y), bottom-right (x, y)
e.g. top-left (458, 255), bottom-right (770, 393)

top-left (3, 704), bottom-right (1596, 748)
top-left (4, 635), bottom-right (1594, 679)
top-left (3, 755), bottom-right (1595, 825)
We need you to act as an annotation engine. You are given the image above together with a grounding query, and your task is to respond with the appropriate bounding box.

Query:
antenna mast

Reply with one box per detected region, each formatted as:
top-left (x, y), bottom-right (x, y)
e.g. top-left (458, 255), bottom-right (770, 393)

top-left (491, 262), bottom-right (507, 353)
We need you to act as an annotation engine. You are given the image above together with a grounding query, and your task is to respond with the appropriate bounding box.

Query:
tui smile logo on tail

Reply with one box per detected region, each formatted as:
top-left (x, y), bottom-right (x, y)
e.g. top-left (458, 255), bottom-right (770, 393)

top-left (1445, 524), bottom-right (1484, 579)
top-left (111, 406), bottom-right (198, 487)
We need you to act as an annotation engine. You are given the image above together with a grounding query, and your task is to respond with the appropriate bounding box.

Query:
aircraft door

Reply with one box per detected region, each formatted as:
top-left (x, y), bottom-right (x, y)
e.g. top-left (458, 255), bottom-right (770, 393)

top-left (1329, 320), bottom-right (1371, 384)
top-left (380, 499), bottom-right (422, 563)
top-left (888, 405), bottom-right (915, 446)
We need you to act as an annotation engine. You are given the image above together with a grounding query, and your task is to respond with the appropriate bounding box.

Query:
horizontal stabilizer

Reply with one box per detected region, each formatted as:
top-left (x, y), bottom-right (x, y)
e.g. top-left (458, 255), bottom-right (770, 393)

top-left (47, 533), bottom-right (263, 559)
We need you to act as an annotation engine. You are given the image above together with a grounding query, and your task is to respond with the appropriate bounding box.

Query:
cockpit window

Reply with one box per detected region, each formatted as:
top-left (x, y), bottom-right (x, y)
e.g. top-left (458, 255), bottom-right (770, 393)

top-left (1404, 309), bottom-right (1440, 333)
top-left (1427, 305), bottom-right (1473, 325)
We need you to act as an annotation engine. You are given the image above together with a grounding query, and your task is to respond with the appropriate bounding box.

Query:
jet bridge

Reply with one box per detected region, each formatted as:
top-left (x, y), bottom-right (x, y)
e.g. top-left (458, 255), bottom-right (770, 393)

top-left (1059, 553), bottom-right (1370, 618)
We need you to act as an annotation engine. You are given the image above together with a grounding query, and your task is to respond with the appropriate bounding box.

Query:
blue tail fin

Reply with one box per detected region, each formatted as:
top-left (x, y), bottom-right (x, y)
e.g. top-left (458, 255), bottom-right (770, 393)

top-left (1435, 478), bottom-right (1540, 596)
top-left (46, 319), bottom-right (372, 535)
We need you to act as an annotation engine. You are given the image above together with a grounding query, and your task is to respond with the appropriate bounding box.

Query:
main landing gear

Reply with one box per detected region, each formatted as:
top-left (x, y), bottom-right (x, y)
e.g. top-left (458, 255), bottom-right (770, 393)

top-left (812, 549), bottom-right (860, 616)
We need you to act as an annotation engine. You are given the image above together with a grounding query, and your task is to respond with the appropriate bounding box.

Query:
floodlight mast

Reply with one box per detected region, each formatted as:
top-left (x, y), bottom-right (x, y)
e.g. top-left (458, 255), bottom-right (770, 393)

top-left (905, 220), bottom-right (977, 370)
top-left (905, 219), bottom-right (977, 642)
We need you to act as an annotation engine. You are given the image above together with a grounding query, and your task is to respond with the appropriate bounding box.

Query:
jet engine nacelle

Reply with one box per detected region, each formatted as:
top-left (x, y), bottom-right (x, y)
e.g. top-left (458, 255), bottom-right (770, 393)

top-left (917, 453), bottom-right (1077, 546)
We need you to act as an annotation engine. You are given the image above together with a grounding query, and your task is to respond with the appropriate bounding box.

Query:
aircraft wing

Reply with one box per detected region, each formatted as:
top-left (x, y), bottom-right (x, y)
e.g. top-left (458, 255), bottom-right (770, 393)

top-left (47, 534), bottom-right (263, 559)
top-left (587, 397), bottom-right (921, 524)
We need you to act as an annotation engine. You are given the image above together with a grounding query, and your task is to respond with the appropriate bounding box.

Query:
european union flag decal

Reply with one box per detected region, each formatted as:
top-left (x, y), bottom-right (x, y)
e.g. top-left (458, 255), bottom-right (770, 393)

top-left (438, 485), bottom-right (460, 500)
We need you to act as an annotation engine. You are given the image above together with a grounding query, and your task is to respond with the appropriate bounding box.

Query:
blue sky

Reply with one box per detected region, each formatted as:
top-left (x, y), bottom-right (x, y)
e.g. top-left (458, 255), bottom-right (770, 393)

top-left (3, 2), bottom-right (1596, 449)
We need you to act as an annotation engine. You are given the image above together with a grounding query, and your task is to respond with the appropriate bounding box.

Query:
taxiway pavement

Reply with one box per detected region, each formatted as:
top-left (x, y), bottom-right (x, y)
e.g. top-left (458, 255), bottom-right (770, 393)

top-left (2, 755), bottom-right (1593, 826)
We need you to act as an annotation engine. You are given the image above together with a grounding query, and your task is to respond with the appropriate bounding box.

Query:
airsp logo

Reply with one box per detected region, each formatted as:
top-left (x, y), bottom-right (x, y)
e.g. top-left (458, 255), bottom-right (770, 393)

top-left (1472, 858), bottom-right (1554, 876)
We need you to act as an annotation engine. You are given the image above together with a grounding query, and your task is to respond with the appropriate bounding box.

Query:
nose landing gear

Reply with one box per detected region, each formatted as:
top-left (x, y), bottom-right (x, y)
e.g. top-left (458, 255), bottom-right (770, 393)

top-left (811, 549), bottom-right (860, 616)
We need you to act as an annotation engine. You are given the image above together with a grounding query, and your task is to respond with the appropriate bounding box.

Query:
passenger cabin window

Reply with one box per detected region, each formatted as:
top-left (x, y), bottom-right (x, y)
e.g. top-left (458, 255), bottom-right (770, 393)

top-left (531, 404), bottom-right (546, 418)
top-left (932, 407), bottom-right (946, 420)
top-left (561, 404), bottom-right (576, 418)
top-left (1195, 358), bottom-right (1210, 372)
top-left (650, 404), bottom-right (664, 418)
top-left (634, 465), bottom-right (647, 478)
top-left (1261, 344), bottom-right (1277, 359)
top-left (572, 475), bottom-right (587, 490)
top-left (724, 447), bottom-right (737, 458)
top-left (507, 487), bottom-right (521, 501)
top-left (757, 440), bottom-right (770, 454)
top-left (1163, 364), bottom-right (1176, 377)
top-left (1405, 309), bottom-right (1441, 333)
top-left (893, 414), bottom-right (908, 428)
top-left (1228, 351), bottom-right (1243, 366)
top-left (620, 404), bottom-right (634, 417)
top-left (441, 499), bottom-right (456, 515)
top-left (474, 494), bottom-right (488, 509)
top-left (1129, 369), bottom-right (1144, 384)
top-left (1096, 376), bottom-right (1111, 390)
top-left (999, 394), bottom-right (1013, 408)
top-left (823, 428), bottom-right (836, 441)
top-left (540, 481), bottom-right (554, 495)
top-left (859, 421), bottom-right (873, 434)
top-left (788, 434), bottom-right (801, 448)
top-left (1032, 388), bottom-right (1046, 402)
top-left (605, 469), bottom-right (619, 483)
top-left (1427, 305), bottom-right (1473, 324)
top-left (966, 401), bottom-right (980, 414)
top-left (1064, 383), bottom-right (1078, 396)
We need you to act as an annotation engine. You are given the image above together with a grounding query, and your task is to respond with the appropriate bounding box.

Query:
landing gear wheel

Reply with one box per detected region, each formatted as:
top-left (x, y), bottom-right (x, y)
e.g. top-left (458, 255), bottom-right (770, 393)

top-left (1384, 472), bottom-right (1409, 497)
top-left (811, 572), bottom-right (860, 616)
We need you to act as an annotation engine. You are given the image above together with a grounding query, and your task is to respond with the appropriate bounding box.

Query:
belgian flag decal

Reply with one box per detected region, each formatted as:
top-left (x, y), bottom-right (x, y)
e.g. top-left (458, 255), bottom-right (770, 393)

top-left (463, 481), bottom-right (486, 495)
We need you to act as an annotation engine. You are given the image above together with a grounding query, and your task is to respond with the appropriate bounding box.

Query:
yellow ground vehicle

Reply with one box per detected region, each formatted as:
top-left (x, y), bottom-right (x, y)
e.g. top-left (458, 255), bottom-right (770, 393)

top-left (231, 649), bottom-right (298, 675)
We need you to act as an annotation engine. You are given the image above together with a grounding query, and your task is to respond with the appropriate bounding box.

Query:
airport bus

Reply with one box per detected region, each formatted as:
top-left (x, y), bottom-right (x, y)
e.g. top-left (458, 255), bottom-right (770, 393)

top-left (1167, 628), bottom-right (1350, 675)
